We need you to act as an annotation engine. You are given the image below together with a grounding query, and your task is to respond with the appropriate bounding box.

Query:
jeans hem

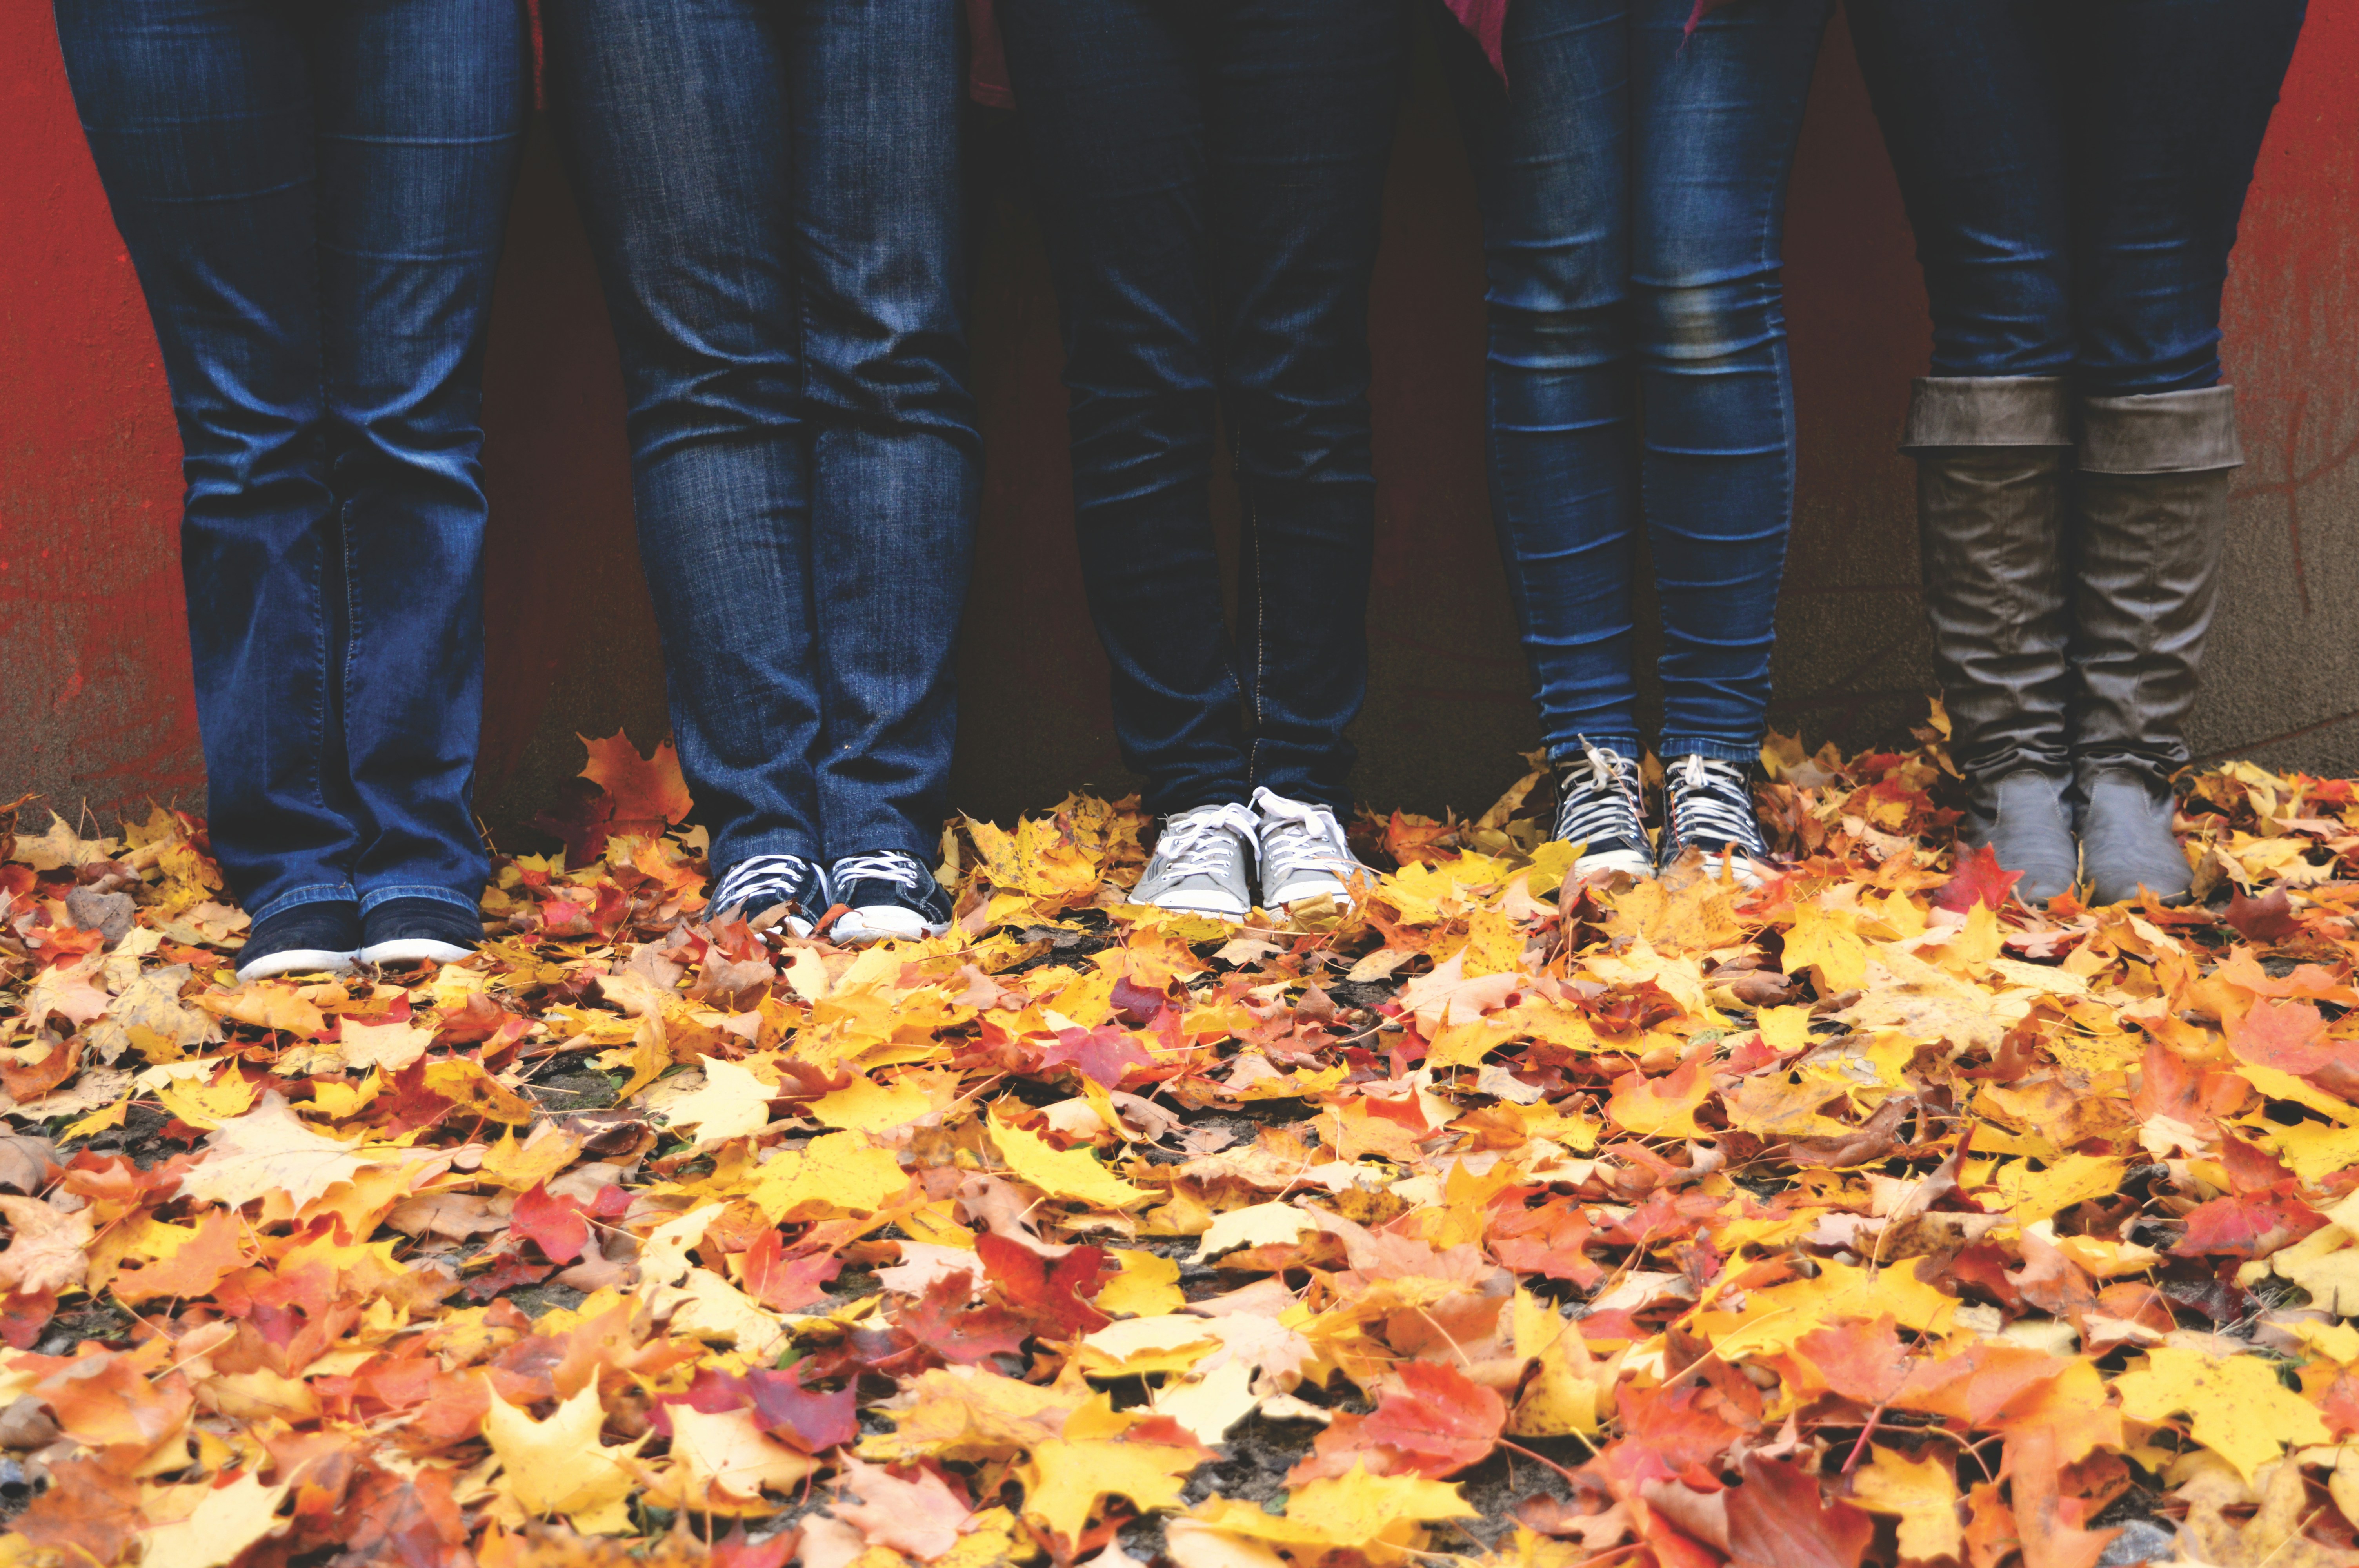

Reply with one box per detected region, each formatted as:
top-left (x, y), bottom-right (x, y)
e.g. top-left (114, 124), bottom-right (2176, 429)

top-left (1547, 734), bottom-right (1644, 764)
top-left (356, 884), bottom-right (482, 917)
top-left (1658, 737), bottom-right (1763, 766)
top-left (250, 884), bottom-right (360, 925)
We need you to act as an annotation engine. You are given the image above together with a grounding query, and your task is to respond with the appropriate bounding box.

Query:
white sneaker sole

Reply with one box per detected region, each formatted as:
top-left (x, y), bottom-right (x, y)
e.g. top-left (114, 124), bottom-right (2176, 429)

top-left (830, 906), bottom-right (950, 945)
top-left (1570, 848), bottom-right (1656, 883)
top-left (358, 939), bottom-right (474, 968)
top-left (1134, 889), bottom-right (1250, 922)
top-left (236, 948), bottom-right (358, 982)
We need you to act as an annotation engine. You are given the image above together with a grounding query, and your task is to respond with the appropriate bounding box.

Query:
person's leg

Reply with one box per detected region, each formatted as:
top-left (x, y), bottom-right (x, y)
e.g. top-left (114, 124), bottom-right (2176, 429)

top-left (544, 0), bottom-right (829, 922)
top-left (997, 0), bottom-right (1247, 820)
top-left (313, 0), bottom-right (527, 958)
top-left (1628, 0), bottom-right (1832, 878)
top-left (2066, 0), bottom-right (2306, 904)
top-left (1203, 0), bottom-right (1408, 827)
top-left (1438, 0), bottom-right (1650, 879)
top-left (781, 0), bottom-right (978, 940)
top-left (1842, 0), bottom-right (2079, 900)
top-left (787, 0), bottom-right (979, 864)
top-left (53, 0), bottom-right (368, 969)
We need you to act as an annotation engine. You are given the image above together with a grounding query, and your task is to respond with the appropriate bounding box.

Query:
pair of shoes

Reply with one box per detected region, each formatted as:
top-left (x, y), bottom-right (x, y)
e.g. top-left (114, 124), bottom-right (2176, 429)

top-left (1132, 788), bottom-right (1362, 922)
top-left (710, 849), bottom-right (953, 945)
top-left (234, 897), bottom-right (483, 983)
top-left (1551, 745), bottom-right (1776, 889)
top-left (1907, 377), bottom-right (2234, 908)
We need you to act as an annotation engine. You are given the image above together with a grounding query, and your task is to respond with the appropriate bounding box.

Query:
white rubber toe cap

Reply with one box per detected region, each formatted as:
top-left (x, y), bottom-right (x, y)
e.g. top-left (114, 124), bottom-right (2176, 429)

top-left (358, 938), bottom-right (474, 968)
top-left (236, 947), bottom-right (358, 982)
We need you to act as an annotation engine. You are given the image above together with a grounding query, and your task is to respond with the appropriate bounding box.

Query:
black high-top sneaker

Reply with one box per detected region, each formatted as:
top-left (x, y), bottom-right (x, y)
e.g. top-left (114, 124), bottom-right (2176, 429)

top-left (710, 854), bottom-right (831, 938)
top-left (828, 851), bottom-right (954, 944)
top-left (1551, 742), bottom-right (1654, 882)
top-left (1658, 754), bottom-right (1774, 889)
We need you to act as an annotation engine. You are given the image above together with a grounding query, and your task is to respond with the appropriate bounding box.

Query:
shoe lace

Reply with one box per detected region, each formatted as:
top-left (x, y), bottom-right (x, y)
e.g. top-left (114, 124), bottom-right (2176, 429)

top-left (712, 854), bottom-right (821, 914)
top-left (1254, 791), bottom-right (1356, 883)
top-left (832, 851), bottom-right (927, 892)
top-left (1152, 804), bottom-right (1259, 880)
top-left (1665, 755), bottom-right (1769, 858)
top-left (1554, 742), bottom-right (1645, 849)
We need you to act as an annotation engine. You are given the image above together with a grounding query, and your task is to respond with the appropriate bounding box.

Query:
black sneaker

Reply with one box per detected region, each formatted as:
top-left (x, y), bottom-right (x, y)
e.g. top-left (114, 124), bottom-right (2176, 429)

top-left (1552, 742), bottom-right (1655, 882)
top-left (1658, 754), bottom-right (1774, 887)
top-left (828, 850), bottom-right (953, 944)
top-left (710, 854), bottom-right (830, 938)
top-left (358, 897), bottom-right (484, 967)
top-left (236, 901), bottom-right (362, 982)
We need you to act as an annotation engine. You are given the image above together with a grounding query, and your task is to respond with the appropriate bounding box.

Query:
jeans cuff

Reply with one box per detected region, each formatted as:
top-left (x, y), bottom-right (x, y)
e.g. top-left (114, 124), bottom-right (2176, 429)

top-left (249, 883), bottom-right (358, 926)
top-left (1658, 737), bottom-right (1763, 766)
top-left (356, 884), bottom-right (483, 918)
top-left (1549, 735), bottom-right (1643, 765)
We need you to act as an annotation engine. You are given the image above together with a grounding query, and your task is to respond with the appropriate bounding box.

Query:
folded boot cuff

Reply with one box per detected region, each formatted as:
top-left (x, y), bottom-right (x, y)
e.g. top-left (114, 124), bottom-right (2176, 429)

top-left (2078, 385), bottom-right (2244, 474)
top-left (1900, 376), bottom-right (2073, 451)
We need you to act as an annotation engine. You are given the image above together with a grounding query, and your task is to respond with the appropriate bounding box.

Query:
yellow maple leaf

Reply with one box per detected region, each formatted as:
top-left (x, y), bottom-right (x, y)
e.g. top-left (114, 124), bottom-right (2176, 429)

top-left (175, 1093), bottom-right (391, 1209)
top-left (1021, 1435), bottom-right (1208, 1543)
top-left (990, 1104), bottom-right (1152, 1209)
top-left (1508, 1287), bottom-right (1603, 1436)
top-left (1783, 903), bottom-right (1868, 994)
top-left (746, 1131), bottom-right (911, 1222)
top-left (1848, 1445), bottom-right (1961, 1562)
top-left (138, 1471), bottom-right (291, 1568)
top-left (2112, 1346), bottom-right (2328, 1487)
top-left (1095, 1248), bottom-right (1186, 1317)
top-left (645, 1056), bottom-right (775, 1146)
top-left (482, 1381), bottom-right (646, 1534)
top-left (1189, 1466), bottom-right (1476, 1551)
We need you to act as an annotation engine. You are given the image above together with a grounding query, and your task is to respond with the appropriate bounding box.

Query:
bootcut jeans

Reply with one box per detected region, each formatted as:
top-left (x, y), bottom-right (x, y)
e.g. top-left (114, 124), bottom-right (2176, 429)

top-left (1847, 0), bottom-right (2307, 398)
top-left (53, 0), bottom-right (528, 926)
top-left (996, 0), bottom-right (1410, 818)
top-left (545, 0), bottom-right (981, 874)
top-left (1443, 0), bottom-right (1835, 768)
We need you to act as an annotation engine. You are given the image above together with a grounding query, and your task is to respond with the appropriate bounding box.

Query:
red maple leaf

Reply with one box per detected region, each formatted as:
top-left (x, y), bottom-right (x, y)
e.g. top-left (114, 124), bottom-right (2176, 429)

top-left (2223, 886), bottom-right (2303, 943)
top-left (2174, 1185), bottom-right (2325, 1259)
top-left (893, 1270), bottom-right (1030, 1364)
top-left (676, 1365), bottom-right (858, 1454)
top-left (511, 1183), bottom-right (588, 1265)
top-left (529, 775), bottom-right (616, 867)
top-left (1725, 1454), bottom-right (1873, 1568)
top-left (742, 1228), bottom-right (843, 1312)
top-left (1287, 1360), bottom-right (1505, 1482)
top-left (1036, 1024), bottom-right (1157, 1089)
top-left (977, 1234), bottom-right (1112, 1336)
top-left (1796, 1315), bottom-right (1914, 1406)
top-left (580, 728), bottom-right (695, 836)
top-left (463, 1254), bottom-right (554, 1302)
top-left (1930, 842), bottom-right (2023, 912)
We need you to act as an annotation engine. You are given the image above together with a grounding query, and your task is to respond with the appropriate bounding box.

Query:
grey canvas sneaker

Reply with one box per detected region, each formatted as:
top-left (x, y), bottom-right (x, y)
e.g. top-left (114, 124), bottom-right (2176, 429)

top-left (1251, 787), bottom-right (1363, 908)
top-left (1133, 802), bottom-right (1259, 920)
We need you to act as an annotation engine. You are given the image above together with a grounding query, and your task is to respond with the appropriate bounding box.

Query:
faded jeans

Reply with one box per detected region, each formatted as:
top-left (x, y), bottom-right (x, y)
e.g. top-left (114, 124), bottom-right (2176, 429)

top-left (54, 0), bottom-right (527, 924)
top-left (1444, 0), bottom-right (1834, 764)
top-left (546, 0), bottom-right (981, 871)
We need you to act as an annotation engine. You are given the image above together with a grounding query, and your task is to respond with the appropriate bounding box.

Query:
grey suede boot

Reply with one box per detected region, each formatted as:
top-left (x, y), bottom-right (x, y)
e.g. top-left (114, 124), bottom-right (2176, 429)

top-left (2071, 385), bottom-right (2242, 906)
top-left (1903, 377), bottom-right (2079, 903)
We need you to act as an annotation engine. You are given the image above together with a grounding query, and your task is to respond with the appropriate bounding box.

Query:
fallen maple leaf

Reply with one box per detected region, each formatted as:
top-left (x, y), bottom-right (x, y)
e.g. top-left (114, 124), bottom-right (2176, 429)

top-left (1288, 1360), bottom-right (1504, 1482)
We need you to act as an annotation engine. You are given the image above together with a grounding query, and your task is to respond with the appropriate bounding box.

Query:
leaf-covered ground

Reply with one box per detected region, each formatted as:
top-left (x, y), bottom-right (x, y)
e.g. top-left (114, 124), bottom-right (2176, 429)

top-left (3, 718), bottom-right (2359, 1568)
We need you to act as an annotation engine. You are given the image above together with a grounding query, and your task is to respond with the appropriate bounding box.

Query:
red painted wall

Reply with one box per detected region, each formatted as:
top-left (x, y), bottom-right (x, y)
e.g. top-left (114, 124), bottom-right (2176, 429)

top-left (5, 9), bottom-right (2355, 838)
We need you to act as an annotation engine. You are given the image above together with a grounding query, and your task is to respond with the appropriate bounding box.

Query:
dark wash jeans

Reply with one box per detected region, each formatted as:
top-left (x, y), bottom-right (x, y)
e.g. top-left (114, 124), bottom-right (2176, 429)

top-left (997, 0), bottom-right (1410, 818)
top-left (54, 0), bottom-right (526, 925)
top-left (1443, 0), bottom-right (1834, 766)
top-left (1848, 0), bottom-right (2306, 394)
top-left (545, 0), bottom-right (981, 872)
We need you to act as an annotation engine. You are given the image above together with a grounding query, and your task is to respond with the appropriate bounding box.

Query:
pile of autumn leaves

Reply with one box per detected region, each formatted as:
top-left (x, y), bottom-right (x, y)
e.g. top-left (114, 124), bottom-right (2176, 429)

top-left (1, 722), bottom-right (2358, 1568)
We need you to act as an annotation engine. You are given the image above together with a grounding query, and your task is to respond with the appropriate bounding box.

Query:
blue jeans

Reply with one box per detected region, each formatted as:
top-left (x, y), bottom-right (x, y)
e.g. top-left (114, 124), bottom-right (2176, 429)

top-left (997, 0), bottom-right (1409, 817)
top-left (1444, 0), bottom-right (1832, 765)
top-left (545, 0), bottom-right (980, 870)
top-left (53, 0), bottom-right (525, 926)
top-left (1848, 0), bottom-right (2306, 395)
